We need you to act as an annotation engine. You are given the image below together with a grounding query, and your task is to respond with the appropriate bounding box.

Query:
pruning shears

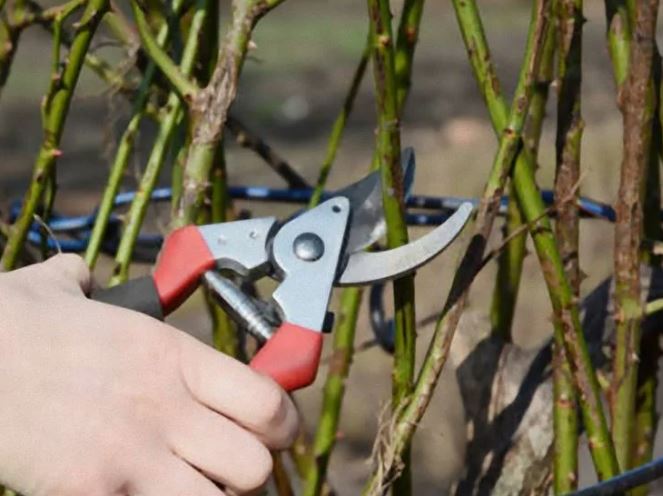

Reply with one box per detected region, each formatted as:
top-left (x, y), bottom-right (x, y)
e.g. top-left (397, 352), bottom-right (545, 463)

top-left (91, 149), bottom-right (473, 391)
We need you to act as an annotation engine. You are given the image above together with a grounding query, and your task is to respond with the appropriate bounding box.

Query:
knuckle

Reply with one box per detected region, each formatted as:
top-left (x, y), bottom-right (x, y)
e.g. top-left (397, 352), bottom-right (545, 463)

top-left (275, 409), bottom-right (299, 449)
top-left (252, 380), bottom-right (288, 428)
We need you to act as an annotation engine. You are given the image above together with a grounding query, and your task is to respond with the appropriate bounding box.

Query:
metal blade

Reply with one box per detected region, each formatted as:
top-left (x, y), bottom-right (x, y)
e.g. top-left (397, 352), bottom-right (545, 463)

top-left (335, 147), bottom-right (416, 254)
top-left (337, 202), bottom-right (473, 286)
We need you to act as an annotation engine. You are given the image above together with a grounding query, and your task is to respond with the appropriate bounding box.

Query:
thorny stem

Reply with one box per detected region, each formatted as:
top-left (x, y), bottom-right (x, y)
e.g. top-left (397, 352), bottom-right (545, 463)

top-left (170, 0), bottom-right (286, 229)
top-left (455, 0), bottom-right (619, 481)
top-left (207, 141), bottom-right (240, 358)
top-left (197, 4), bottom-right (239, 360)
top-left (394, 0), bottom-right (424, 108)
top-left (84, 0), bottom-right (187, 268)
top-left (109, 0), bottom-right (208, 285)
top-left (0, 1), bottom-right (25, 100)
top-left (610, 0), bottom-right (659, 471)
top-left (307, 4), bottom-right (423, 492)
top-left (553, 0), bottom-right (584, 488)
top-left (366, 0), bottom-right (416, 493)
top-left (309, 34), bottom-right (371, 208)
top-left (631, 331), bottom-right (660, 496)
top-left (0, 0), bottom-right (85, 99)
top-left (362, 0), bottom-right (552, 493)
top-left (489, 17), bottom-right (555, 341)
top-left (602, 0), bottom-right (662, 479)
top-left (130, 0), bottom-right (198, 99)
top-left (302, 34), bottom-right (371, 496)
top-left (304, 287), bottom-right (362, 496)
top-left (632, 59), bottom-right (663, 495)
top-left (34, 0), bottom-right (84, 259)
top-left (21, 0), bottom-right (132, 96)
top-left (1, 0), bottom-right (110, 270)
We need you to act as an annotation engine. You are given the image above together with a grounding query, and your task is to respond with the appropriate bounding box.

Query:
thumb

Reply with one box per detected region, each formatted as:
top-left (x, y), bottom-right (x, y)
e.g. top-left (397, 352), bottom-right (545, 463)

top-left (39, 254), bottom-right (91, 294)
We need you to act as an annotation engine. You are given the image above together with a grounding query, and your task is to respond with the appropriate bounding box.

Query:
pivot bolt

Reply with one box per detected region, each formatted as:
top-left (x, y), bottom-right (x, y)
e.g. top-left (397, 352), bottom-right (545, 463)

top-left (293, 233), bottom-right (324, 261)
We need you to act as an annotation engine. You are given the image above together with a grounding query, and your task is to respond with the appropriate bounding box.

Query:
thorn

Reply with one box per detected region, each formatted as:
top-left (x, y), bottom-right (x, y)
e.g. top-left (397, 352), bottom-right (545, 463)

top-left (51, 148), bottom-right (63, 158)
top-left (248, 39), bottom-right (257, 50)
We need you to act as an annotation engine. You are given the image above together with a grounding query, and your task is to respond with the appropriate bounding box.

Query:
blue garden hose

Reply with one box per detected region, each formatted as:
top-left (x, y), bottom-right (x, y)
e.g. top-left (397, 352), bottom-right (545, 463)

top-left (10, 185), bottom-right (630, 353)
top-left (11, 185), bottom-right (621, 253)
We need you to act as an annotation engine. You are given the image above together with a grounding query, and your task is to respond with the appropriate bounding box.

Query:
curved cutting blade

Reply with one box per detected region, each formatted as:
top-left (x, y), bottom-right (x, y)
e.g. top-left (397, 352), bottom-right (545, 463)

top-left (336, 202), bottom-right (474, 286)
top-left (335, 147), bottom-right (415, 254)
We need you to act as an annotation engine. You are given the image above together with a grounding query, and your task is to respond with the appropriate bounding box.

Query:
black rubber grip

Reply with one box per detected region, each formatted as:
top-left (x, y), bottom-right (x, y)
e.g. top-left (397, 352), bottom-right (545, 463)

top-left (91, 276), bottom-right (164, 321)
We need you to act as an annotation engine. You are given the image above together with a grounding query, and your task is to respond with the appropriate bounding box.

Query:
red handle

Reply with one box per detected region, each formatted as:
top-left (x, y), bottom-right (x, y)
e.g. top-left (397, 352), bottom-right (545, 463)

top-left (153, 226), bottom-right (216, 315)
top-left (250, 323), bottom-right (323, 392)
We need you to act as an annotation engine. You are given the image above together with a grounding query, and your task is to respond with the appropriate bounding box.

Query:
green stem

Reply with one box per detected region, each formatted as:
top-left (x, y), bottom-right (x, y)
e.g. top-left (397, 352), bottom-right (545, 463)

top-left (363, 1), bottom-right (552, 492)
top-left (604, 0), bottom-right (662, 480)
top-left (130, 0), bottom-right (198, 99)
top-left (645, 297), bottom-right (663, 316)
top-left (301, 29), bottom-right (378, 496)
top-left (109, 0), bottom-right (208, 285)
top-left (366, 0), bottom-right (416, 492)
top-left (456, 0), bottom-right (619, 480)
top-left (605, 0), bottom-right (632, 87)
top-left (309, 37), bottom-right (370, 208)
top-left (171, 0), bottom-right (286, 229)
top-left (304, 287), bottom-right (362, 496)
top-left (610, 0), bottom-right (659, 471)
top-left (394, 0), bottom-right (424, 108)
top-left (489, 18), bottom-right (555, 341)
top-left (0, 3), bottom-right (22, 100)
top-left (170, 122), bottom-right (188, 215)
top-left (1, 0), bottom-right (109, 270)
top-left (631, 331), bottom-right (659, 496)
top-left (104, 1), bottom-right (138, 48)
top-left (207, 141), bottom-right (240, 357)
top-left (512, 140), bottom-right (619, 481)
top-left (34, 0), bottom-right (84, 260)
top-left (84, 0), bottom-right (186, 268)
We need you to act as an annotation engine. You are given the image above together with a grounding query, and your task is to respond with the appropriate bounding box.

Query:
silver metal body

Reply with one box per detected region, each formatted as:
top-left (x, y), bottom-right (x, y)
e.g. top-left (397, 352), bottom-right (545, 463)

top-left (198, 217), bottom-right (275, 277)
top-left (337, 202), bottom-right (473, 286)
top-left (200, 149), bottom-right (473, 337)
top-left (271, 197), bottom-right (350, 331)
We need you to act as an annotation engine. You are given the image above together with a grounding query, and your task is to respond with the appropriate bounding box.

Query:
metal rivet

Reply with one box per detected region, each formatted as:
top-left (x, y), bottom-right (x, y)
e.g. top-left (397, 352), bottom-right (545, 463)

top-left (293, 233), bottom-right (324, 261)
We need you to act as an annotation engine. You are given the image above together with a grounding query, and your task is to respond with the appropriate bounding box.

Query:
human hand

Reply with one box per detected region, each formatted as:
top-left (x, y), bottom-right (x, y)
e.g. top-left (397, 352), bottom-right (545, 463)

top-left (0, 254), bottom-right (299, 495)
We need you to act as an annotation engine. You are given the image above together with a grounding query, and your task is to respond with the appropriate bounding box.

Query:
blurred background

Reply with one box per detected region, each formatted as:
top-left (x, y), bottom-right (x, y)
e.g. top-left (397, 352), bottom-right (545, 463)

top-left (0, 0), bottom-right (656, 492)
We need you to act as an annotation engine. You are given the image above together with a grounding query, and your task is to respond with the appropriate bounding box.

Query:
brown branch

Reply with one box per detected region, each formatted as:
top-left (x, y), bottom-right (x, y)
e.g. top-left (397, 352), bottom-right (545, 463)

top-left (611, 0), bottom-right (660, 470)
top-left (225, 115), bottom-right (310, 188)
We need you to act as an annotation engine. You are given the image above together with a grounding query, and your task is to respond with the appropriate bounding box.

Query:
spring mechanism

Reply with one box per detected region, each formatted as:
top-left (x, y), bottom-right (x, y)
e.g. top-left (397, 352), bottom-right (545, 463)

top-left (203, 271), bottom-right (275, 343)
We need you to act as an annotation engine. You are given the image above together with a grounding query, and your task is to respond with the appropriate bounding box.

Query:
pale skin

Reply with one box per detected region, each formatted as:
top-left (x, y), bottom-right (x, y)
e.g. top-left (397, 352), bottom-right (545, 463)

top-left (0, 254), bottom-right (299, 495)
